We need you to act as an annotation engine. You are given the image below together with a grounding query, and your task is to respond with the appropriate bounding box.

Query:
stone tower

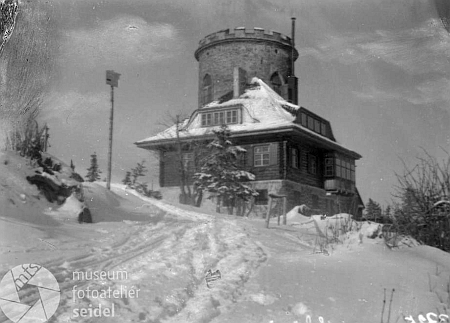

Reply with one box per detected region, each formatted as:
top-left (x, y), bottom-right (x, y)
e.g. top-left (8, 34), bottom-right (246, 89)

top-left (195, 25), bottom-right (299, 107)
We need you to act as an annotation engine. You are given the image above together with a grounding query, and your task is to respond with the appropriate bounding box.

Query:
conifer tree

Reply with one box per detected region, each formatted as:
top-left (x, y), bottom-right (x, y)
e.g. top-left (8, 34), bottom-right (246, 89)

top-left (131, 160), bottom-right (147, 185)
top-left (122, 171), bottom-right (132, 186)
top-left (364, 198), bottom-right (382, 222)
top-left (193, 125), bottom-right (258, 214)
top-left (85, 152), bottom-right (102, 182)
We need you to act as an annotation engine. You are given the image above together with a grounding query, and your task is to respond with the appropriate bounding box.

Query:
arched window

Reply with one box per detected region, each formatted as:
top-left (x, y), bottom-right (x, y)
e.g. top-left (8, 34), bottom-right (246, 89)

top-left (202, 74), bottom-right (213, 105)
top-left (270, 72), bottom-right (282, 95)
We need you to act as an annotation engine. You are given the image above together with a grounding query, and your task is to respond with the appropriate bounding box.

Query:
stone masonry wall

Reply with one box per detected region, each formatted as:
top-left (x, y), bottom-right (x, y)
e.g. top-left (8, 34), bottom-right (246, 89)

top-left (196, 28), bottom-right (297, 106)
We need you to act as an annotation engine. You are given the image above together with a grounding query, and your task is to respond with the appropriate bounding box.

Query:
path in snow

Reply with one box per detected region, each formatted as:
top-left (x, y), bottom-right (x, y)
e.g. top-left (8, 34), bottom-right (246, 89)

top-left (0, 185), bottom-right (268, 323)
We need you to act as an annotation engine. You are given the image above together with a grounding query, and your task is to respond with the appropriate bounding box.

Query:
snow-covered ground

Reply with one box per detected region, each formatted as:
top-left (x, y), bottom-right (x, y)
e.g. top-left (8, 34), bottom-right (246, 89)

top-left (1, 151), bottom-right (450, 323)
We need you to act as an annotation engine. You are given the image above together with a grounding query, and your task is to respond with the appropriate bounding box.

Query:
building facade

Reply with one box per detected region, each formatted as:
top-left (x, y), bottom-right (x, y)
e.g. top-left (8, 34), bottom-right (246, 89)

top-left (136, 25), bottom-right (363, 217)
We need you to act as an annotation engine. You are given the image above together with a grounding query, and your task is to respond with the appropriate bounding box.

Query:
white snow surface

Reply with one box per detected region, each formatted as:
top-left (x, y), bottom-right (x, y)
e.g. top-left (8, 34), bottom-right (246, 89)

top-left (45, 193), bottom-right (84, 221)
top-left (1, 152), bottom-right (450, 322)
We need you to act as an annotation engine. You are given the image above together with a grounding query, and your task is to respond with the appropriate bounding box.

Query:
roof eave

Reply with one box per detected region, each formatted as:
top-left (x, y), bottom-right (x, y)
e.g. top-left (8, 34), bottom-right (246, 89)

top-left (135, 125), bottom-right (362, 159)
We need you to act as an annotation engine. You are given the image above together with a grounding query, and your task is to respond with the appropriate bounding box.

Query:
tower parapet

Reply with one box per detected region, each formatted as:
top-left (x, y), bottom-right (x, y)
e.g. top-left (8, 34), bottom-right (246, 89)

top-left (195, 27), bottom-right (297, 61)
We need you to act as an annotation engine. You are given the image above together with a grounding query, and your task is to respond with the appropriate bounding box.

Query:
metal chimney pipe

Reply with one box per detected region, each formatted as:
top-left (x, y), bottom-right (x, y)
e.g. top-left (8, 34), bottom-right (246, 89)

top-left (291, 17), bottom-right (296, 76)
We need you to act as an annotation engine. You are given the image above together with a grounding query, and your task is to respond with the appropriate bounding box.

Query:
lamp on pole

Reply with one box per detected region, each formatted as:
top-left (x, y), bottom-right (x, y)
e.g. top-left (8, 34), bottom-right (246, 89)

top-left (106, 70), bottom-right (120, 190)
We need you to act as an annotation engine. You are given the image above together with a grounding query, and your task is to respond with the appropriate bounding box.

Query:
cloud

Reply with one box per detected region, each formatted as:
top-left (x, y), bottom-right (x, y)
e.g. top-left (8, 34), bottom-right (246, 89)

top-left (359, 19), bottom-right (450, 75)
top-left (62, 15), bottom-right (182, 68)
top-left (353, 77), bottom-right (450, 109)
top-left (299, 33), bottom-right (374, 65)
top-left (42, 91), bottom-right (110, 122)
top-left (411, 78), bottom-right (450, 105)
top-left (298, 18), bottom-right (450, 75)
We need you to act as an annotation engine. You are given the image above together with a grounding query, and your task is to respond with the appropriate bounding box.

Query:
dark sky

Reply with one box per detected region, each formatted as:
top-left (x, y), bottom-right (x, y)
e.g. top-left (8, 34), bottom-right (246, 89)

top-left (37, 0), bottom-right (450, 206)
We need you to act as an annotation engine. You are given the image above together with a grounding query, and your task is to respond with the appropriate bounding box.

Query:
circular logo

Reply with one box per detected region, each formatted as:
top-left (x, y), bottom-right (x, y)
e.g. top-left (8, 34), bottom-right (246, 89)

top-left (0, 264), bottom-right (60, 323)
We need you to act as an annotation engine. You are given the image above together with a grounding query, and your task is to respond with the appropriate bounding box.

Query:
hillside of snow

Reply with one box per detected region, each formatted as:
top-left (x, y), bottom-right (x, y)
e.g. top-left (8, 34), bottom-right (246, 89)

top-left (1, 152), bottom-right (450, 323)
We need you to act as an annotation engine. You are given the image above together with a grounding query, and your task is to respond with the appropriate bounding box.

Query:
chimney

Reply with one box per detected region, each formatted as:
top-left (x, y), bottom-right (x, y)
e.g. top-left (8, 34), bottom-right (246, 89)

top-left (291, 17), bottom-right (296, 76)
top-left (288, 17), bottom-right (298, 105)
top-left (233, 67), bottom-right (247, 98)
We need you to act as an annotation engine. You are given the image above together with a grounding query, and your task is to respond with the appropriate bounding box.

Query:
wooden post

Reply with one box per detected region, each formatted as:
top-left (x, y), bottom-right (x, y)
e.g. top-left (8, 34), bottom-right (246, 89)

top-left (105, 70), bottom-right (120, 191)
top-left (277, 201), bottom-right (281, 226)
top-left (106, 85), bottom-right (114, 191)
top-left (267, 193), bottom-right (287, 228)
top-left (283, 196), bottom-right (287, 225)
top-left (266, 197), bottom-right (273, 228)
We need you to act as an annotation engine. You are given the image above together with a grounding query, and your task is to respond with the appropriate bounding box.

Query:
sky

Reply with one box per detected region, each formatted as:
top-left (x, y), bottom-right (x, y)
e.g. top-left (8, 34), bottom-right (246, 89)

top-left (31, 0), bottom-right (450, 207)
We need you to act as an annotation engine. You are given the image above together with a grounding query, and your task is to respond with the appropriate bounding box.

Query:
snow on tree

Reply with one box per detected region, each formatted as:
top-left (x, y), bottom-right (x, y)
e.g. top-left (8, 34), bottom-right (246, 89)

top-left (85, 152), bottom-right (102, 182)
top-left (193, 125), bottom-right (258, 215)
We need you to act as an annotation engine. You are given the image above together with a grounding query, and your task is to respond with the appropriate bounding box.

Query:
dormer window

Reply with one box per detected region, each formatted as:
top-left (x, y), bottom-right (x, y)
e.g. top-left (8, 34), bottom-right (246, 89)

top-left (202, 74), bottom-right (213, 105)
top-left (300, 111), bottom-right (329, 137)
top-left (201, 109), bottom-right (239, 127)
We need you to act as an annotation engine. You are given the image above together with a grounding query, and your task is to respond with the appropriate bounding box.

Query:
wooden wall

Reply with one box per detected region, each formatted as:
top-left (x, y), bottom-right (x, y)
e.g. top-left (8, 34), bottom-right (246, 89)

top-left (159, 139), bottom-right (329, 191)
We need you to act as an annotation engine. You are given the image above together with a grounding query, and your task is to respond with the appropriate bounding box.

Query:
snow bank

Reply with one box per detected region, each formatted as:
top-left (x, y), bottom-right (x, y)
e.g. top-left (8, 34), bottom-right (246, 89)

top-left (45, 193), bottom-right (84, 221)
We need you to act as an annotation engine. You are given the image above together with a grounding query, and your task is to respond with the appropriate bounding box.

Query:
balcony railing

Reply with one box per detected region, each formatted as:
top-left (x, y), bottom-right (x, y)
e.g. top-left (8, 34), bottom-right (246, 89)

top-left (324, 178), bottom-right (355, 194)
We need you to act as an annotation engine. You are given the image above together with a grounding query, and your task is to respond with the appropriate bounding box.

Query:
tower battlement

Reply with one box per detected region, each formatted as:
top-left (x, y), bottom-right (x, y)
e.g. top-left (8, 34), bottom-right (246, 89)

top-left (195, 27), bottom-right (295, 60)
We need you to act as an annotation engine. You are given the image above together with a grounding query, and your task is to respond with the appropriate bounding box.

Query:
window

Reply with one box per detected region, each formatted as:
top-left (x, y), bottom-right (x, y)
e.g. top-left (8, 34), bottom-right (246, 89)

top-left (255, 189), bottom-right (268, 205)
top-left (254, 145), bottom-right (270, 166)
top-left (201, 113), bottom-right (212, 126)
top-left (308, 154), bottom-right (317, 174)
top-left (301, 113), bottom-right (307, 127)
top-left (214, 111), bottom-right (224, 125)
top-left (291, 147), bottom-right (299, 169)
top-left (336, 158), bottom-right (341, 177)
top-left (182, 153), bottom-right (194, 172)
top-left (346, 161), bottom-right (351, 180)
top-left (226, 110), bottom-right (237, 124)
top-left (300, 111), bottom-right (329, 138)
top-left (270, 72), bottom-right (282, 95)
top-left (314, 120), bottom-right (321, 133)
top-left (333, 156), bottom-right (355, 182)
top-left (201, 109), bottom-right (239, 127)
top-left (325, 157), bottom-right (334, 176)
top-left (202, 74), bottom-right (213, 105)
top-left (321, 122), bottom-right (327, 136)
top-left (307, 116), bottom-right (315, 130)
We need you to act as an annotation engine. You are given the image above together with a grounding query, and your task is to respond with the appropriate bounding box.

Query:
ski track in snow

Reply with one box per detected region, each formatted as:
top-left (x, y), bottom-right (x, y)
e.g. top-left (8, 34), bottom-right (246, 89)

top-left (0, 192), bottom-right (268, 323)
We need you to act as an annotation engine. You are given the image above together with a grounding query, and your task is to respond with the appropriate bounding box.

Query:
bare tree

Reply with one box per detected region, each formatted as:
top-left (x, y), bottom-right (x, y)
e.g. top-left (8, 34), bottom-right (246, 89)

top-left (391, 149), bottom-right (450, 251)
top-left (158, 112), bottom-right (207, 205)
top-left (0, 0), bottom-right (59, 149)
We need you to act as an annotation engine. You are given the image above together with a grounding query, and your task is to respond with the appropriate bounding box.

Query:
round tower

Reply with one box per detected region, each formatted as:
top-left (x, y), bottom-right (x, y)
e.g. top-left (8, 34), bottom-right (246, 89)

top-left (195, 27), bottom-right (299, 107)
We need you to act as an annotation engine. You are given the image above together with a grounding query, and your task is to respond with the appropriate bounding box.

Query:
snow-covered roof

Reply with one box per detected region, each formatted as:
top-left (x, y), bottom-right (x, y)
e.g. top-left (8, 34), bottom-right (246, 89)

top-left (135, 78), bottom-right (361, 158)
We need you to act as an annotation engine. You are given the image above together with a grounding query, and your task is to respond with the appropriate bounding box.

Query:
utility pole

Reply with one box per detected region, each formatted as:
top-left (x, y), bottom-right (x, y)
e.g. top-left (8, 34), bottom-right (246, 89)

top-left (106, 70), bottom-right (120, 190)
